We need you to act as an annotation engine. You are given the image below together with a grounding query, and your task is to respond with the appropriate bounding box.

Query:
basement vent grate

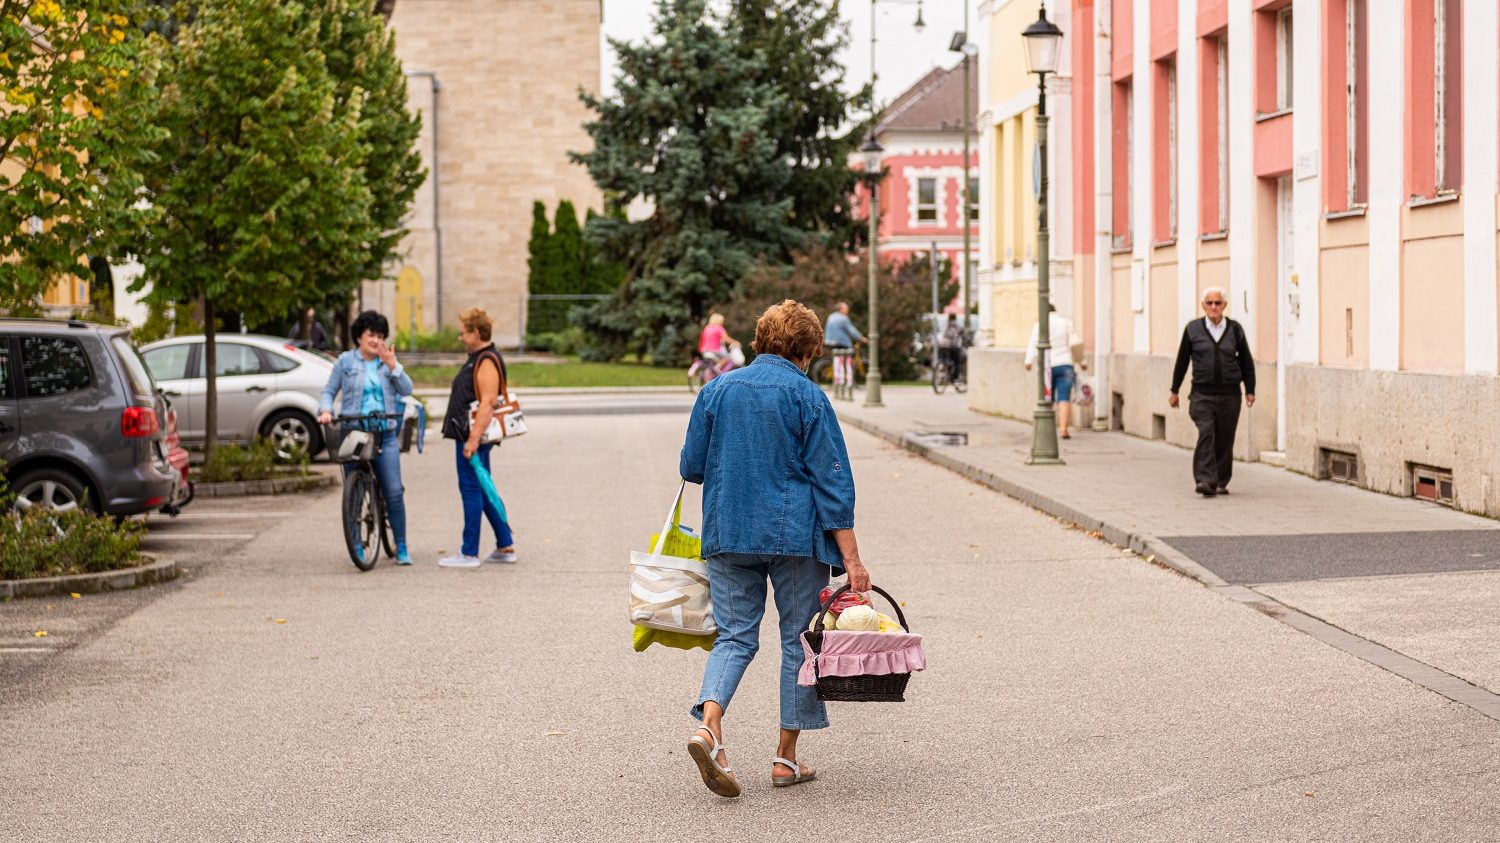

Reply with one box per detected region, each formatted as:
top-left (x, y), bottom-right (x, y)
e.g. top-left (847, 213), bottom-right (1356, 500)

top-left (1412, 464), bottom-right (1455, 507)
top-left (1322, 449), bottom-right (1359, 485)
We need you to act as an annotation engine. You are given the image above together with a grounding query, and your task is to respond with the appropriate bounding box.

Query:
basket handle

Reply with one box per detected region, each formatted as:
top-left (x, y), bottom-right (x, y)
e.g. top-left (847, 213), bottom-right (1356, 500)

top-left (813, 583), bottom-right (910, 633)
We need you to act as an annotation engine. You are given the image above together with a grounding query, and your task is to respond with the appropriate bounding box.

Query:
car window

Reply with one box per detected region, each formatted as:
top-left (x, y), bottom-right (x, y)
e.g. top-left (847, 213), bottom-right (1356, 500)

top-left (214, 343), bottom-right (265, 377)
top-left (0, 340), bottom-right (13, 399)
top-left (20, 336), bottom-right (93, 398)
top-left (262, 350), bottom-right (298, 374)
top-left (143, 344), bottom-right (192, 381)
top-left (111, 336), bottom-right (157, 399)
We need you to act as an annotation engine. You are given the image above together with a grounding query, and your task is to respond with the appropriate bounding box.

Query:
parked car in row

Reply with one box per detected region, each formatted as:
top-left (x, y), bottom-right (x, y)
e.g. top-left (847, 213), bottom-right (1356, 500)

top-left (0, 318), bottom-right (179, 516)
top-left (140, 334), bottom-right (334, 460)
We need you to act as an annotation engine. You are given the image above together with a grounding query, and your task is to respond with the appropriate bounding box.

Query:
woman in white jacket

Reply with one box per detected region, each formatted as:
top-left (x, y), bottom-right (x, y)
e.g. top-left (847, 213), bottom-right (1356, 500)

top-left (1024, 304), bottom-right (1086, 439)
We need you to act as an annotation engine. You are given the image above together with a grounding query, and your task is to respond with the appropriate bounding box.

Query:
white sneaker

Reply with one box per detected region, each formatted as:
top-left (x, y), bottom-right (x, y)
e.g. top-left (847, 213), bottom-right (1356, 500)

top-left (437, 554), bottom-right (482, 569)
top-left (485, 548), bottom-right (518, 564)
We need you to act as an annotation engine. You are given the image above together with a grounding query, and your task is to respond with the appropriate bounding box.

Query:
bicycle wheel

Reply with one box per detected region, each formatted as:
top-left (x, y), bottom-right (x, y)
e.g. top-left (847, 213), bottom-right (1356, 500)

top-left (687, 363), bottom-right (707, 394)
top-left (809, 359), bottom-right (833, 387)
top-left (931, 360), bottom-right (948, 394)
top-left (378, 487), bottom-right (397, 558)
top-left (342, 468), bottom-right (380, 571)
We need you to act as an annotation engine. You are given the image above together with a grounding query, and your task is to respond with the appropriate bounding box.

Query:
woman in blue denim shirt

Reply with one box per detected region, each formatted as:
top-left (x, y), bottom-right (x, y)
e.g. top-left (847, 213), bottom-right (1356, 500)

top-left (317, 311), bottom-right (415, 565)
top-left (679, 300), bottom-right (874, 799)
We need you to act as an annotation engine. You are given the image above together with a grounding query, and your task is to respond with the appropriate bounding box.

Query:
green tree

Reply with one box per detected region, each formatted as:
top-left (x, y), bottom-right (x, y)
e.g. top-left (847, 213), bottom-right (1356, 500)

top-left (126, 0), bottom-right (369, 454)
top-left (725, 0), bottom-right (867, 247)
top-left (0, 1), bottom-right (161, 311)
top-left (571, 0), bottom-right (802, 364)
top-left (298, 0), bottom-right (424, 308)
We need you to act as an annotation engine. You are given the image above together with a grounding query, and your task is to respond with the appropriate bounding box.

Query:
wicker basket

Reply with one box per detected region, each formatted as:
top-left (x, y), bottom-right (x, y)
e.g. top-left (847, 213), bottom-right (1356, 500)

top-left (803, 584), bottom-right (917, 703)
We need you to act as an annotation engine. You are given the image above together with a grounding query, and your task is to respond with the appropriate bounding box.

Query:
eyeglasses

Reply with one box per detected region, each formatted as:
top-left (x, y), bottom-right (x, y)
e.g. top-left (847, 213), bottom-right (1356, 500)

top-left (1203, 301), bottom-right (1225, 307)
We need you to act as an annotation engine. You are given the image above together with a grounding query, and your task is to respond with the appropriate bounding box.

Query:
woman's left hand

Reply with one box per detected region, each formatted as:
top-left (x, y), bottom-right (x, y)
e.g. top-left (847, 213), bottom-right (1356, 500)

top-left (379, 342), bottom-right (398, 370)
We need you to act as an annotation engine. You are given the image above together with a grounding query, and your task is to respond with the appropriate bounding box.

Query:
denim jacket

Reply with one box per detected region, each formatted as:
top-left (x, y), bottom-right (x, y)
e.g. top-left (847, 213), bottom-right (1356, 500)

top-left (679, 354), bottom-right (855, 570)
top-left (319, 349), bottom-right (414, 419)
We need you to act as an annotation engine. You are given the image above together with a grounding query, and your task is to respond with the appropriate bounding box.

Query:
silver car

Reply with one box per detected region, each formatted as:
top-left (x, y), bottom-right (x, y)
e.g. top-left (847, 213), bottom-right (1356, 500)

top-left (140, 334), bottom-right (334, 458)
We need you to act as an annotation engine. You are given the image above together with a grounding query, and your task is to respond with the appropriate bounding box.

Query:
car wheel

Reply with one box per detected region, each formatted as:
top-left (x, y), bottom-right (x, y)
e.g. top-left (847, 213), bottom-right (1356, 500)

top-left (262, 410), bottom-right (322, 461)
top-left (12, 468), bottom-right (94, 514)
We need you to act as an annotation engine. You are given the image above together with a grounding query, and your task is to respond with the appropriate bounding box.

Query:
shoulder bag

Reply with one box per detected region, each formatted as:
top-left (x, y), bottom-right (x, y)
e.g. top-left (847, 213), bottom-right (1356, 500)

top-left (467, 351), bottom-right (527, 444)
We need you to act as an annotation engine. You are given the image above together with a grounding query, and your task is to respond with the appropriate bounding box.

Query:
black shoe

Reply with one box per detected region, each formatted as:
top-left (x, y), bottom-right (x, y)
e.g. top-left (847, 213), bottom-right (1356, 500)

top-left (1215, 486), bottom-right (1229, 495)
top-left (1195, 482), bottom-right (1217, 497)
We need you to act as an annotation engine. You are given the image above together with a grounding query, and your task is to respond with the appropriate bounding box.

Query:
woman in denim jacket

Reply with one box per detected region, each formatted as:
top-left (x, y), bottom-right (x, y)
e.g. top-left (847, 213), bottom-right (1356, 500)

top-left (317, 311), bottom-right (415, 565)
top-left (679, 299), bottom-right (873, 799)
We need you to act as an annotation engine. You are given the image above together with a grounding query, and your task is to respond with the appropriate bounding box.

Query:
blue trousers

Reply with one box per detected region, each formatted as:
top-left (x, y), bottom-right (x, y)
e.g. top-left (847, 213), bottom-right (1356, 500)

top-left (341, 428), bottom-right (406, 547)
top-left (454, 440), bottom-right (512, 557)
top-left (693, 553), bottom-right (830, 731)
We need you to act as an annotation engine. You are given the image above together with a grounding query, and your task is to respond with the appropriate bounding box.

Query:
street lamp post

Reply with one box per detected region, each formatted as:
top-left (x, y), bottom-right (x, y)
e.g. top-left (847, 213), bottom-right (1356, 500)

top-left (861, 0), bottom-right (925, 408)
top-left (950, 17), bottom-right (978, 335)
top-left (863, 138), bottom-right (884, 406)
top-left (1022, 4), bottom-right (1064, 465)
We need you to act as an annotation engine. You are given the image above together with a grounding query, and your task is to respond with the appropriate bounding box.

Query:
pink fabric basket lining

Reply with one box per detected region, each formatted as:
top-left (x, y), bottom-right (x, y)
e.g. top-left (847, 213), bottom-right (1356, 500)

top-left (798, 629), bottom-right (927, 686)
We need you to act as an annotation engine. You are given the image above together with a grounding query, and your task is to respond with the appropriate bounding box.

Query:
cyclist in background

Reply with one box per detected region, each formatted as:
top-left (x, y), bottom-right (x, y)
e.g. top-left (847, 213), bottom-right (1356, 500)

top-left (318, 310), bottom-right (414, 565)
top-left (938, 314), bottom-right (969, 384)
top-left (822, 302), bottom-right (866, 387)
top-left (698, 313), bottom-right (740, 363)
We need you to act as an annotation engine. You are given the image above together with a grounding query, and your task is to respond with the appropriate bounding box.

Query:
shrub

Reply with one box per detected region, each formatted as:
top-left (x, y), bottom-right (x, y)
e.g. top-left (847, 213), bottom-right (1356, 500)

top-left (524, 326), bottom-right (589, 355)
top-left (0, 466), bottom-right (145, 580)
top-left (720, 246), bottom-right (957, 381)
top-left (199, 439), bottom-right (305, 483)
top-left (393, 326), bottom-right (465, 353)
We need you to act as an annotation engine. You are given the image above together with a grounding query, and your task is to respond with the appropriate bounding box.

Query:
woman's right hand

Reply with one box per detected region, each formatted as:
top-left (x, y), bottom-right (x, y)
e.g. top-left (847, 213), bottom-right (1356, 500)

top-left (317, 411), bottom-right (332, 425)
top-left (842, 556), bottom-right (871, 593)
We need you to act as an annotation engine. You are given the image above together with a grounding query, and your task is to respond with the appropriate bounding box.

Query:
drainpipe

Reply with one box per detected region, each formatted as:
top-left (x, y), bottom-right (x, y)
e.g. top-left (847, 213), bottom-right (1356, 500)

top-left (1092, 0), bottom-right (1113, 430)
top-left (405, 71), bottom-right (443, 329)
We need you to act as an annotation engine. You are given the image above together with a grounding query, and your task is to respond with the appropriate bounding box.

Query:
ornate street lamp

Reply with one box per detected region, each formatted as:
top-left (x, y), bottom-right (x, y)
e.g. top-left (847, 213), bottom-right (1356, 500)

top-left (862, 137), bottom-right (885, 407)
top-left (1022, 4), bottom-right (1064, 465)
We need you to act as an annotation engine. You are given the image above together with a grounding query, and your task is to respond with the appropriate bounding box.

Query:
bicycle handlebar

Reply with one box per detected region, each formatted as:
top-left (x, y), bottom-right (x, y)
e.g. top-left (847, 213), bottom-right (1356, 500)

top-left (330, 413), bottom-right (405, 422)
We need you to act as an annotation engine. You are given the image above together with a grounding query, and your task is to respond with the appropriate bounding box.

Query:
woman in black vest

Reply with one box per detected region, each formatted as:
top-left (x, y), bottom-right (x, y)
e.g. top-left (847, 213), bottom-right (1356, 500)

top-left (439, 307), bottom-right (517, 567)
top-left (1168, 287), bottom-right (1256, 497)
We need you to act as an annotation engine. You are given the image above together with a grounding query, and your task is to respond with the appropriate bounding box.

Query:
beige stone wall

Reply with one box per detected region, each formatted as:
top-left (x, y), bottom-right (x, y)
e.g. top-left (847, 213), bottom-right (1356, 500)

top-left (389, 0), bottom-right (602, 344)
top-left (1286, 365), bottom-right (1500, 518)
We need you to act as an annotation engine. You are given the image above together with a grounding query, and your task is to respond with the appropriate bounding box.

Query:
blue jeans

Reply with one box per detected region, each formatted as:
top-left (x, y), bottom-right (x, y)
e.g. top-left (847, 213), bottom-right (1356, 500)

top-left (693, 553), bottom-right (830, 731)
top-left (454, 440), bottom-right (512, 557)
top-left (341, 428), bottom-right (406, 547)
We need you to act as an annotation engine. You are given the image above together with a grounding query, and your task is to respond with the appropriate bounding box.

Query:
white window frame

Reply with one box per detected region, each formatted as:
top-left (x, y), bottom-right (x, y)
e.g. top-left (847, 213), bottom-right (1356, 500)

top-left (1126, 82), bottom-right (1135, 246)
top-left (1216, 37), bottom-right (1229, 231)
top-left (1276, 8), bottom-right (1294, 111)
top-left (1434, 0), bottom-right (1453, 193)
top-left (915, 177), bottom-right (939, 224)
top-left (1167, 59), bottom-right (1178, 238)
top-left (1346, 0), bottom-right (1360, 207)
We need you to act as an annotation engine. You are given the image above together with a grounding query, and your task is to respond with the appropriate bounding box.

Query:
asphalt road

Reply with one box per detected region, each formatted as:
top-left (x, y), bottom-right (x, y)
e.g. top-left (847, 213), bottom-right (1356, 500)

top-left (2, 398), bottom-right (1498, 841)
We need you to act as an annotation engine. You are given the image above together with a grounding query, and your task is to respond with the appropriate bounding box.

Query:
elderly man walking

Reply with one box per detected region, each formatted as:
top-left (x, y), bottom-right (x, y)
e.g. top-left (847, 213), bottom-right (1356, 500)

top-left (1169, 288), bottom-right (1256, 497)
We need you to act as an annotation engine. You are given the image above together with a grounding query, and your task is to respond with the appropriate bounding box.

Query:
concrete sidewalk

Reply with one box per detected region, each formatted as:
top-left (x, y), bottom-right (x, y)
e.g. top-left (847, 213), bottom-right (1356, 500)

top-left (834, 386), bottom-right (1500, 720)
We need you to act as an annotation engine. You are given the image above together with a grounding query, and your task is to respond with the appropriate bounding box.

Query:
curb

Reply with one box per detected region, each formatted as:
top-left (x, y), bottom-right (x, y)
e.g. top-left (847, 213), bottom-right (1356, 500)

top-left (835, 412), bottom-right (1227, 588)
top-left (192, 472), bottom-right (337, 498)
top-left (0, 557), bottom-right (178, 599)
top-left (412, 386), bottom-right (689, 398)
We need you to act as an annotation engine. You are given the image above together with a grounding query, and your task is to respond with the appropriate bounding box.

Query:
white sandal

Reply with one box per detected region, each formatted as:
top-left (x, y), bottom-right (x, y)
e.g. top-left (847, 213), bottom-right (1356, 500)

top-left (771, 755), bottom-right (817, 787)
top-left (687, 727), bottom-right (740, 798)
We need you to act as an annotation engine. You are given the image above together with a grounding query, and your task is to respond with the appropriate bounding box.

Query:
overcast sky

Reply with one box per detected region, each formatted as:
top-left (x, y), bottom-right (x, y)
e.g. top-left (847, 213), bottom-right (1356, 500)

top-left (601, 0), bottom-right (981, 108)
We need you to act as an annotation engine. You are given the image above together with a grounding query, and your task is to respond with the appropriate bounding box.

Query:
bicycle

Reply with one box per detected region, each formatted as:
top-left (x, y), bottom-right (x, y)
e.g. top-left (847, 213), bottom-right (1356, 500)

top-left (687, 343), bottom-right (743, 393)
top-left (809, 346), bottom-right (866, 388)
top-left (326, 413), bottom-right (404, 571)
top-left (932, 348), bottom-right (968, 394)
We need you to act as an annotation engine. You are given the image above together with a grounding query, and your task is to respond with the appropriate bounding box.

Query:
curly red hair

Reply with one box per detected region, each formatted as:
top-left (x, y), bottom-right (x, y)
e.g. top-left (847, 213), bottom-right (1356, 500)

top-left (752, 299), bottom-right (823, 363)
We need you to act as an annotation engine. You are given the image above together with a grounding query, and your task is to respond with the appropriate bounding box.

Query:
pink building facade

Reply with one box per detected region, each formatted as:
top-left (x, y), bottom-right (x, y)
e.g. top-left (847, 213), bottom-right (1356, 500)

top-left (855, 64), bottom-right (980, 310)
top-left (977, 0), bottom-right (1500, 519)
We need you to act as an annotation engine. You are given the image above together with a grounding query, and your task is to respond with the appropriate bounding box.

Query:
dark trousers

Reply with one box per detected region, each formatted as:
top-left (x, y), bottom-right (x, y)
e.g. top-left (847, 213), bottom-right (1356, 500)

top-left (1188, 393), bottom-right (1241, 488)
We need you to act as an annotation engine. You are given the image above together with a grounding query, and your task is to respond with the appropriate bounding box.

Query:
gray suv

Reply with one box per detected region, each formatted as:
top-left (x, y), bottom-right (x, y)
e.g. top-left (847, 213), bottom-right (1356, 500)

top-left (0, 319), bottom-right (177, 516)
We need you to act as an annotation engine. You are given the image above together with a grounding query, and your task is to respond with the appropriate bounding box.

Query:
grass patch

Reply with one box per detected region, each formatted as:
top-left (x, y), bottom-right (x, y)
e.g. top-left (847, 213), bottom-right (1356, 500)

top-left (406, 358), bottom-right (687, 390)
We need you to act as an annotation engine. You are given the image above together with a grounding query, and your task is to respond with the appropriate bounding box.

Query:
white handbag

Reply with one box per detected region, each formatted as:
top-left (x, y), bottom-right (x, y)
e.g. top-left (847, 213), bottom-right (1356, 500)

top-left (628, 482), bottom-right (715, 636)
top-left (467, 352), bottom-right (526, 444)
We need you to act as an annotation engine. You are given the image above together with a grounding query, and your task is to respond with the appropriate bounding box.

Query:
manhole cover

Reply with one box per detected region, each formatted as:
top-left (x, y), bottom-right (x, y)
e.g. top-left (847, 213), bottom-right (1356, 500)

top-left (906, 430), bottom-right (969, 447)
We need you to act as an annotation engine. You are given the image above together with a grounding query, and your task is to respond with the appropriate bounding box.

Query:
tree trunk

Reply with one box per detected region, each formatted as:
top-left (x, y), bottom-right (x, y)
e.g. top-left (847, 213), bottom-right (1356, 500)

top-left (297, 308), bottom-right (313, 343)
top-left (204, 296), bottom-right (218, 457)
